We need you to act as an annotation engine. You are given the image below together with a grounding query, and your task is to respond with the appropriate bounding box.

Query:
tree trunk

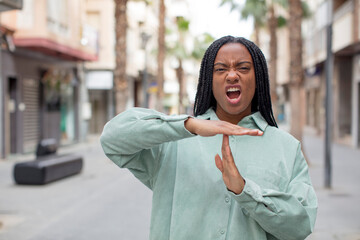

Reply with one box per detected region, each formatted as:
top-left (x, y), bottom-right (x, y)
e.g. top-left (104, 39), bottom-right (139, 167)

top-left (156, 0), bottom-right (165, 112)
top-left (268, 4), bottom-right (278, 121)
top-left (176, 59), bottom-right (184, 114)
top-left (288, 0), bottom-right (304, 142)
top-left (114, 0), bottom-right (128, 114)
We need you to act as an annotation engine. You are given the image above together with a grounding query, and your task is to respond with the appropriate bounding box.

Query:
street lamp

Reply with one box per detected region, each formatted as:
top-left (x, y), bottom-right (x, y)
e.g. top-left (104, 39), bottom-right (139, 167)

top-left (325, 0), bottom-right (333, 188)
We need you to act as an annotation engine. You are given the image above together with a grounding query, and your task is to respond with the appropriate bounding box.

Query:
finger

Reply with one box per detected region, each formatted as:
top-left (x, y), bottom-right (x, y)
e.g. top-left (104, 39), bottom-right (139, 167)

top-left (221, 134), bottom-right (229, 157)
top-left (221, 134), bottom-right (234, 164)
top-left (219, 122), bottom-right (263, 136)
top-left (234, 128), bottom-right (263, 136)
top-left (215, 154), bottom-right (224, 173)
top-left (246, 129), bottom-right (263, 136)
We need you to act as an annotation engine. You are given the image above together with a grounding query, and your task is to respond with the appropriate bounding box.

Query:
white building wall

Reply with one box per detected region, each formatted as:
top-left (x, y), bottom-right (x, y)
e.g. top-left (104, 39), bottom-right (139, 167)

top-left (85, 0), bottom-right (115, 70)
top-left (333, 1), bottom-right (354, 52)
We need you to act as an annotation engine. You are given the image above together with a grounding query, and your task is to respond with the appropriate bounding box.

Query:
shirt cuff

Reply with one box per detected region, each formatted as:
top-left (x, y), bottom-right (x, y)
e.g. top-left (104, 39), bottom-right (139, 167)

top-left (229, 178), bottom-right (262, 203)
top-left (228, 177), bottom-right (278, 214)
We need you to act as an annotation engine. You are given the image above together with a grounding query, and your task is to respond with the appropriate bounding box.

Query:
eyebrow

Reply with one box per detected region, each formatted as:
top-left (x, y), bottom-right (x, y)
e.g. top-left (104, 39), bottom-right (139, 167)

top-left (214, 61), bottom-right (252, 67)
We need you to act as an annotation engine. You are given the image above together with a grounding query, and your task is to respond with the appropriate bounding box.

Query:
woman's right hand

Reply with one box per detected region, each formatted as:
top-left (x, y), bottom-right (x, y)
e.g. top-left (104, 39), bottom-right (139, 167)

top-left (184, 118), bottom-right (263, 137)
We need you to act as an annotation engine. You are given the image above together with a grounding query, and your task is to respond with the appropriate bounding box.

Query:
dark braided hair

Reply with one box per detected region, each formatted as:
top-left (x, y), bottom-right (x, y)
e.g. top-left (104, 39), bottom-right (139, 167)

top-left (193, 35), bottom-right (278, 128)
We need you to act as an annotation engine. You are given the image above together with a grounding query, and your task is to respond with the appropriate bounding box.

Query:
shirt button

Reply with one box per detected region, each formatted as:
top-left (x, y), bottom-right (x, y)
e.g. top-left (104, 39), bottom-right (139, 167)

top-left (220, 230), bottom-right (225, 235)
top-left (225, 197), bottom-right (230, 203)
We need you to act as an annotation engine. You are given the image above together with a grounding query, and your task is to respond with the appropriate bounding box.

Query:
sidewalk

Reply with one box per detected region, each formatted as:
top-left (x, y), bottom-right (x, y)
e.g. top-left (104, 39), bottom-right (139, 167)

top-left (302, 133), bottom-right (360, 240)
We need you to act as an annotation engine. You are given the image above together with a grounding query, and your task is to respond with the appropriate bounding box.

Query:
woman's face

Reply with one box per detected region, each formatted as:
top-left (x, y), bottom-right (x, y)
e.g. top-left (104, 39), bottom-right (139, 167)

top-left (212, 42), bottom-right (256, 124)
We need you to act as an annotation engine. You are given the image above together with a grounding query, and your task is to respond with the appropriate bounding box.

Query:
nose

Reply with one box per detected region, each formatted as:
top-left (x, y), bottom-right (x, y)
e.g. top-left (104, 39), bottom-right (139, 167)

top-left (226, 69), bottom-right (239, 83)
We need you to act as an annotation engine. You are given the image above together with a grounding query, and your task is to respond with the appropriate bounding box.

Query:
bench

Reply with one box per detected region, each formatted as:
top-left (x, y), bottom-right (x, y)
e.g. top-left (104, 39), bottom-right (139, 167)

top-left (13, 139), bottom-right (83, 185)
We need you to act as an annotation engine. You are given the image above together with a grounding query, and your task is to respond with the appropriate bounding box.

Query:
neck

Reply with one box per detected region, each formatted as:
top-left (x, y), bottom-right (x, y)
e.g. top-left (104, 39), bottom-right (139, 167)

top-left (215, 105), bottom-right (252, 125)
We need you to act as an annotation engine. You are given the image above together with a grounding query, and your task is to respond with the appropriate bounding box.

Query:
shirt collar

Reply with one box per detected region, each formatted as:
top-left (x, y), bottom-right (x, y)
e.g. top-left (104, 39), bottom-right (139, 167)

top-left (248, 111), bottom-right (268, 131)
top-left (197, 108), bottom-right (268, 131)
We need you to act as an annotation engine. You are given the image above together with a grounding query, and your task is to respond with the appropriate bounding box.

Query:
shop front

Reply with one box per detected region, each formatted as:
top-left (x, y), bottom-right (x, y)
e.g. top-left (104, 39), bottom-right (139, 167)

top-left (1, 50), bottom-right (81, 156)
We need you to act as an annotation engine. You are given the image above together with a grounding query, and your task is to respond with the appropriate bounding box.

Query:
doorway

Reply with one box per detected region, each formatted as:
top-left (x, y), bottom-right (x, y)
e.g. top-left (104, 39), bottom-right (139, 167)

top-left (7, 77), bottom-right (18, 154)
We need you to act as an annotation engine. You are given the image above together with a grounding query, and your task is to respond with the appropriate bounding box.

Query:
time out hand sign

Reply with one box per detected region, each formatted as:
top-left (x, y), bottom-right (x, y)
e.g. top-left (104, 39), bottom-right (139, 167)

top-left (215, 134), bottom-right (245, 195)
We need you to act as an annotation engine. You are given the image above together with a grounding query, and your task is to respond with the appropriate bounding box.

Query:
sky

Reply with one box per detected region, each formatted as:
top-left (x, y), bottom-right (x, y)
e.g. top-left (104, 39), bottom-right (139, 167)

top-left (187, 0), bottom-right (253, 40)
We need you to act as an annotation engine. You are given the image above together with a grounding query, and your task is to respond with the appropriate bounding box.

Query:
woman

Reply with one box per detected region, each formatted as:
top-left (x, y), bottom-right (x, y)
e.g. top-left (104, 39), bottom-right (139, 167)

top-left (100, 36), bottom-right (317, 240)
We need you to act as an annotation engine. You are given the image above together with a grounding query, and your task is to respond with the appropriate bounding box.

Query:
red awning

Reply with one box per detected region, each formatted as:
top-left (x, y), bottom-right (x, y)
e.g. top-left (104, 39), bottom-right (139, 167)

top-left (14, 37), bottom-right (98, 61)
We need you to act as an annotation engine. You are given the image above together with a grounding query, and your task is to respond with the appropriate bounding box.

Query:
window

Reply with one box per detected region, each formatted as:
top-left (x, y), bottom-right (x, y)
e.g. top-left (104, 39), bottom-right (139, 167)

top-left (46, 0), bottom-right (69, 36)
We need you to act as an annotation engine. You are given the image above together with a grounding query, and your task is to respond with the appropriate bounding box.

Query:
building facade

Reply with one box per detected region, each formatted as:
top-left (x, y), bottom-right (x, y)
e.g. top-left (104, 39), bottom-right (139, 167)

top-left (83, 0), bottom-right (161, 134)
top-left (0, 0), bottom-right (97, 157)
top-left (257, 0), bottom-right (360, 149)
top-left (84, 0), bottom-right (115, 134)
top-left (303, 0), bottom-right (360, 148)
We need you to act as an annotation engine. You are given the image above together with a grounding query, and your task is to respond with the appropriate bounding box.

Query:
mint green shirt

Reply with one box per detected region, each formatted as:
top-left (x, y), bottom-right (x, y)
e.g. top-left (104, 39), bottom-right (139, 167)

top-left (100, 108), bottom-right (317, 240)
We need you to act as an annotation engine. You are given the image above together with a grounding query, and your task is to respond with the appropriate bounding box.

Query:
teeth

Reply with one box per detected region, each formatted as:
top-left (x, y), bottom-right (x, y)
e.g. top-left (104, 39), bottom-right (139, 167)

top-left (227, 87), bottom-right (240, 92)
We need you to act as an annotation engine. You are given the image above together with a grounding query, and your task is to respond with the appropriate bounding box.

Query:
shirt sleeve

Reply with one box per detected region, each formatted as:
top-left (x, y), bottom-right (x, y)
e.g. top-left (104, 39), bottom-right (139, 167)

top-left (100, 107), bottom-right (195, 189)
top-left (230, 143), bottom-right (318, 240)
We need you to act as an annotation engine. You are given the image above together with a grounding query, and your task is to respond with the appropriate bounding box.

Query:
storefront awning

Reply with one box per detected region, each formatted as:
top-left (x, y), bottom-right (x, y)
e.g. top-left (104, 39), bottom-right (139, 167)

top-left (14, 37), bottom-right (98, 61)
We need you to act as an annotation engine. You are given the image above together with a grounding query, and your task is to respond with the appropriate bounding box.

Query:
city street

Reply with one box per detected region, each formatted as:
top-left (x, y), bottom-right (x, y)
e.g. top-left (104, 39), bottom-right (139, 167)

top-left (0, 136), bottom-right (152, 240)
top-left (0, 132), bottom-right (359, 240)
top-left (0, 1), bottom-right (359, 239)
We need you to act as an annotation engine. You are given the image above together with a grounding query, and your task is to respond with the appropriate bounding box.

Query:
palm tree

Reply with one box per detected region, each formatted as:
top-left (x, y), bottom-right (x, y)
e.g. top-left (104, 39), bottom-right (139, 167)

top-left (156, 0), bottom-right (165, 112)
top-left (175, 17), bottom-right (189, 114)
top-left (114, 0), bottom-right (128, 114)
top-left (288, 0), bottom-right (303, 141)
top-left (220, 0), bottom-right (267, 46)
top-left (114, 0), bottom-right (165, 113)
top-left (267, 3), bottom-right (279, 121)
top-left (166, 17), bottom-right (189, 114)
top-left (167, 23), bottom-right (214, 114)
top-left (191, 33), bottom-right (215, 60)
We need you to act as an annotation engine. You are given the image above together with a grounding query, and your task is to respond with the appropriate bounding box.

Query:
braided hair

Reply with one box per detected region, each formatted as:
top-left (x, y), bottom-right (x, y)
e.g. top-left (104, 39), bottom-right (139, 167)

top-left (193, 35), bottom-right (278, 128)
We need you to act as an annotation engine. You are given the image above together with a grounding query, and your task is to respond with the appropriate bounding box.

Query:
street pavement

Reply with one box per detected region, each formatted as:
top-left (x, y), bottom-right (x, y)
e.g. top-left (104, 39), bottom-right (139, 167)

top-left (302, 133), bottom-right (360, 240)
top-left (0, 136), bottom-right (152, 240)
top-left (0, 132), bottom-right (359, 240)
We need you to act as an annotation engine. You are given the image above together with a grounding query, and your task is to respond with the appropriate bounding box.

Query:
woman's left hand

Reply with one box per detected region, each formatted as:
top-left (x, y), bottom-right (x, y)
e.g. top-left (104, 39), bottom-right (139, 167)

top-left (215, 134), bottom-right (245, 195)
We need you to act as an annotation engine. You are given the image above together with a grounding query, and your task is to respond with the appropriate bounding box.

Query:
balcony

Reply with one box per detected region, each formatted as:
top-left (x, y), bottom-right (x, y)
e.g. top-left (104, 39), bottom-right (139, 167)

top-left (333, 0), bottom-right (355, 53)
top-left (0, 0), bottom-right (98, 62)
top-left (0, 0), bottom-right (22, 12)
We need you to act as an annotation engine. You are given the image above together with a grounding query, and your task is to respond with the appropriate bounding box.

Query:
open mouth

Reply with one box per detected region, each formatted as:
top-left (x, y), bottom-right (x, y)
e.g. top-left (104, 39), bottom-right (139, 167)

top-left (226, 87), bottom-right (241, 99)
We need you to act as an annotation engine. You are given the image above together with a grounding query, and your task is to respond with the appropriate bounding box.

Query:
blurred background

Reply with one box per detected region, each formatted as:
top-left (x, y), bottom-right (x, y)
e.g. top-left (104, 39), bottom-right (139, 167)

top-left (0, 0), bottom-right (359, 239)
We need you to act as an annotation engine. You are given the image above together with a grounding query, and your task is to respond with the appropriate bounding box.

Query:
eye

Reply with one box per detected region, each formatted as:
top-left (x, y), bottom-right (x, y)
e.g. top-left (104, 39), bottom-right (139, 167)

top-left (215, 68), bottom-right (226, 72)
top-left (237, 67), bottom-right (250, 72)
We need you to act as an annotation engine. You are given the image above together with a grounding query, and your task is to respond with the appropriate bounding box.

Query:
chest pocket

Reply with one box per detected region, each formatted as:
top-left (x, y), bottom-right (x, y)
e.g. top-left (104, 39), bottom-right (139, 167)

top-left (244, 165), bottom-right (288, 191)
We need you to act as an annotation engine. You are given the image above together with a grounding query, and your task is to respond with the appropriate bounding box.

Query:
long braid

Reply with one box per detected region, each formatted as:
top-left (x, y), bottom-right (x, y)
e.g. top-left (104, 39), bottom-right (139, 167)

top-left (237, 37), bottom-right (277, 127)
